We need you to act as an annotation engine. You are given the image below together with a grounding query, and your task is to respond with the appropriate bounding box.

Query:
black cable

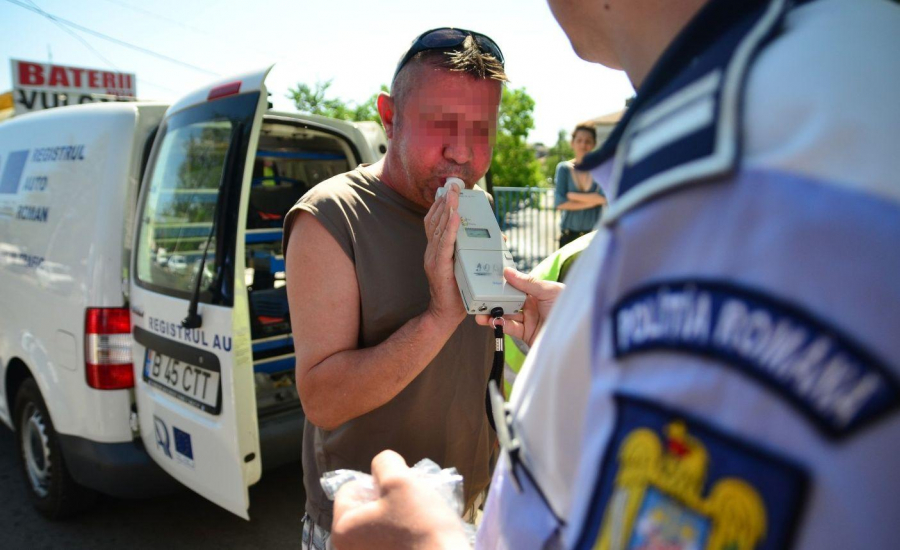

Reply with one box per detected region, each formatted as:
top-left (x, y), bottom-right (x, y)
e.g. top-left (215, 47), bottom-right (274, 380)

top-left (181, 121), bottom-right (243, 329)
top-left (4, 0), bottom-right (220, 77)
top-left (22, 0), bottom-right (122, 72)
top-left (20, 0), bottom-right (181, 96)
top-left (94, 0), bottom-right (279, 60)
top-left (486, 307), bottom-right (505, 432)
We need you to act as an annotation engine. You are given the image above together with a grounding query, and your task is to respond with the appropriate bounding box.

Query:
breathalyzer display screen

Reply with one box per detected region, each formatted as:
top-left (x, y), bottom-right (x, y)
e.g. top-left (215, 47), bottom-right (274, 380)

top-left (465, 228), bottom-right (490, 239)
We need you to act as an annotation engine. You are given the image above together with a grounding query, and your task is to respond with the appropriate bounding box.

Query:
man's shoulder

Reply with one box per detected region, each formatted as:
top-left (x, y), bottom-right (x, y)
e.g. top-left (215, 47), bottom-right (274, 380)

top-left (743, 0), bottom-right (900, 199)
top-left (284, 167), bottom-right (380, 257)
top-left (300, 167), bottom-right (378, 209)
top-left (747, 0), bottom-right (900, 140)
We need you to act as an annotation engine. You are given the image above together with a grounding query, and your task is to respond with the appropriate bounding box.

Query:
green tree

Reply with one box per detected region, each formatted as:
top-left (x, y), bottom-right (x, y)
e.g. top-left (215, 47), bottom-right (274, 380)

top-left (286, 80), bottom-right (385, 123)
top-left (542, 129), bottom-right (575, 186)
top-left (491, 87), bottom-right (543, 188)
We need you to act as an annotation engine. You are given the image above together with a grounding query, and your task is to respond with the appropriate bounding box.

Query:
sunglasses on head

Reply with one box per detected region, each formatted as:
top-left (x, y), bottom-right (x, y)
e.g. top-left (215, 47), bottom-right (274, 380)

top-left (392, 27), bottom-right (505, 83)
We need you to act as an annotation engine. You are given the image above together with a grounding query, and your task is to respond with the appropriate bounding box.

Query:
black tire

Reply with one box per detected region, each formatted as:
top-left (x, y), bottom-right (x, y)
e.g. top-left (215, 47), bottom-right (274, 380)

top-left (13, 378), bottom-right (97, 519)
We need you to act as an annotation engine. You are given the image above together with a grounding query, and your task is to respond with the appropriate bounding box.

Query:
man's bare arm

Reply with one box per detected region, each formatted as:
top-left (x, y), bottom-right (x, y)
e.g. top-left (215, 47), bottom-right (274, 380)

top-left (287, 190), bottom-right (465, 430)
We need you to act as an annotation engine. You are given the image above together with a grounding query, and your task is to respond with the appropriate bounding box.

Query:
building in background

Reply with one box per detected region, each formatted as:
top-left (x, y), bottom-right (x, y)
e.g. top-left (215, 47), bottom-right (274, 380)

top-left (584, 109), bottom-right (624, 148)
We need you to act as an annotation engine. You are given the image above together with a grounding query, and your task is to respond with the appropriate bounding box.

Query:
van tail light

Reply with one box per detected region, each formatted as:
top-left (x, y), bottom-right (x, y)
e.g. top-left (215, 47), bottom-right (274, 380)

top-left (208, 81), bottom-right (241, 100)
top-left (85, 308), bottom-right (134, 390)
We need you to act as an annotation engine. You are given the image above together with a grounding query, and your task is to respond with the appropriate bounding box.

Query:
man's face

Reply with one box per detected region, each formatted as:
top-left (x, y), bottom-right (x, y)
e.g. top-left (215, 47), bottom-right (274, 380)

top-left (391, 67), bottom-right (501, 209)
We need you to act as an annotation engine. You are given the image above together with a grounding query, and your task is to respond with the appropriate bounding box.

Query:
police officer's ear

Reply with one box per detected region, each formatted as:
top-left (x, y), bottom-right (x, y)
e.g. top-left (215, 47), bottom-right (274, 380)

top-left (377, 92), bottom-right (397, 140)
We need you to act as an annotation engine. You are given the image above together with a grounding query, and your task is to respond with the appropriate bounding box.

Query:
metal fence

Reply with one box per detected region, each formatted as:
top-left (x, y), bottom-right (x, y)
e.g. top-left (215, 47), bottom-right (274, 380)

top-left (493, 186), bottom-right (560, 272)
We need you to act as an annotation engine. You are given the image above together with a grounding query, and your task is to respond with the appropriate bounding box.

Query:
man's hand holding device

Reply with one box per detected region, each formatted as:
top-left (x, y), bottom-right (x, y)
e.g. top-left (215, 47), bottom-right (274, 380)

top-left (424, 176), bottom-right (563, 348)
top-left (474, 269), bottom-right (563, 348)
top-left (423, 179), bottom-right (467, 333)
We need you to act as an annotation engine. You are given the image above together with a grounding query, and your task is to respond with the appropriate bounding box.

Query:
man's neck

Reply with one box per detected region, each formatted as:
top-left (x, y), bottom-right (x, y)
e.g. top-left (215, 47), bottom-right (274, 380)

top-left (367, 156), bottom-right (396, 191)
top-left (367, 154), bottom-right (426, 209)
top-left (613, 0), bottom-right (707, 89)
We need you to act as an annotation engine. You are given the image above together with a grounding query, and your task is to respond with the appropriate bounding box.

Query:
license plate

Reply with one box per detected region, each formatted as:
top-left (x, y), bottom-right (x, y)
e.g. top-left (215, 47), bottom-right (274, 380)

top-left (144, 349), bottom-right (220, 413)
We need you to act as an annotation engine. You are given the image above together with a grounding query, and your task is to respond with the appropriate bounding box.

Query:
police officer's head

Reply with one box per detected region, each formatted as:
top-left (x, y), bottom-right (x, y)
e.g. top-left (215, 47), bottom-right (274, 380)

top-left (377, 28), bottom-right (507, 209)
top-left (546, 0), bottom-right (707, 86)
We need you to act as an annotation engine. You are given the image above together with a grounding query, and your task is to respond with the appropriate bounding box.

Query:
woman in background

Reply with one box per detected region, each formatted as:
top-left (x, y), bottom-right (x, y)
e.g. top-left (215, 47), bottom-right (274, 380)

top-left (554, 124), bottom-right (606, 248)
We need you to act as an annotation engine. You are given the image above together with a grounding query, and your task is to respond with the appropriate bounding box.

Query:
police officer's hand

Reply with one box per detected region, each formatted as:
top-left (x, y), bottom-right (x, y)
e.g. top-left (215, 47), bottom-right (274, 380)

top-left (332, 450), bottom-right (468, 550)
top-left (476, 268), bottom-right (563, 347)
top-left (423, 183), bottom-right (466, 331)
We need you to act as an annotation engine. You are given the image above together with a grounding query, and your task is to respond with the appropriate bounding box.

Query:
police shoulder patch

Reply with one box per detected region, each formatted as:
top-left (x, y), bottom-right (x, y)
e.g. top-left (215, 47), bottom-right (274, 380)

top-left (576, 394), bottom-right (809, 550)
top-left (611, 280), bottom-right (900, 439)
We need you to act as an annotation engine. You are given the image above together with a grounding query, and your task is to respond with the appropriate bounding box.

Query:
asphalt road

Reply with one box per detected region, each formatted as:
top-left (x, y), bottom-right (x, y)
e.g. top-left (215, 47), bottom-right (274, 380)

top-left (0, 426), bottom-right (308, 550)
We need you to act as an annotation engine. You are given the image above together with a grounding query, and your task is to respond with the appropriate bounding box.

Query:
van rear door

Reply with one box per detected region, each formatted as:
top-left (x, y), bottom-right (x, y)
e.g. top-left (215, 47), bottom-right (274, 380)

top-left (129, 67), bottom-right (272, 519)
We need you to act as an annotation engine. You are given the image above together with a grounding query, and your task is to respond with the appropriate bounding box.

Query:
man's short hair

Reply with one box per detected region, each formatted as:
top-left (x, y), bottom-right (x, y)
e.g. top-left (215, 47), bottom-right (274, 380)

top-left (391, 35), bottom-right (508, 109)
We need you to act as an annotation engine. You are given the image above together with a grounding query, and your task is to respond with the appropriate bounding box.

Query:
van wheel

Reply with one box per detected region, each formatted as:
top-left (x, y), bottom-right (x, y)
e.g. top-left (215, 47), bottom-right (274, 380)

top-left (14, 379), bottom-right (97, 518)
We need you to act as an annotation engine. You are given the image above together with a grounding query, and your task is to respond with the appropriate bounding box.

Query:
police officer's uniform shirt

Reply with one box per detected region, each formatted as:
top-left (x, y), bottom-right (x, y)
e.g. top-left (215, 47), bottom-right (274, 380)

top-left (478, 0), bottom-right (900, 548)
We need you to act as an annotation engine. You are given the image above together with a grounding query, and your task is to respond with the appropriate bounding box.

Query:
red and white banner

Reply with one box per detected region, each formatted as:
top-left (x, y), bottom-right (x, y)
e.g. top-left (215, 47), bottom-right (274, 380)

top-left (10, 59), bottom-right (137, 115)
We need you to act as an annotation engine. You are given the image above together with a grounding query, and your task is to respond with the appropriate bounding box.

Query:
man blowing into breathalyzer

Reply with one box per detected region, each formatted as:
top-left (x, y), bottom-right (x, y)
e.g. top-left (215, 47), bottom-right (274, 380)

top-left (283, 28), bottom-right (537, 549)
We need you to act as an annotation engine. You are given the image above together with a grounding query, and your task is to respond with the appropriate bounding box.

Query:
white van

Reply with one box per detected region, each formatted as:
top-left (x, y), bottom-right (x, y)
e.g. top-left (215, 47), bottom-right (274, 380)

top-left (0, 66), bottom-right (382, 519)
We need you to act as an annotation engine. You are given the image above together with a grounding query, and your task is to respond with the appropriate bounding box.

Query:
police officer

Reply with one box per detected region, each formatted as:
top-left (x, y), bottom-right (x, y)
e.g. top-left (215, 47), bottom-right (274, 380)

top-left (331, 0), bottom-right (900, 548)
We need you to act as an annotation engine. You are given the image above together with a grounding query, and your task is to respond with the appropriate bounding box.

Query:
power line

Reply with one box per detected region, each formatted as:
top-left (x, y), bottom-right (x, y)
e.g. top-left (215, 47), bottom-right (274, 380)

top-left (93, 0), bottom-right (279, 60)
top-left (136, 77), bottom-right (181, 95)
top-left (17, 1), bottom-right (188, 98)
top-left (22, 0), bottom-right (122, 72)
top-left (94, 0), bottom-right (226, 40)
top-left (4, 0), bottom-right (220, 77)
top-left (96, 0), bottom-right (210, 33)
top-left (20, 0), bottom-right (181, 95)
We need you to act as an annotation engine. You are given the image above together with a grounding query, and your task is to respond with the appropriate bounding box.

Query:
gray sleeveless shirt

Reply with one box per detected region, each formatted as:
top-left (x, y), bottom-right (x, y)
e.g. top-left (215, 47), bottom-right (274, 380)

top-left (283, 166), bottom-right (495, 530)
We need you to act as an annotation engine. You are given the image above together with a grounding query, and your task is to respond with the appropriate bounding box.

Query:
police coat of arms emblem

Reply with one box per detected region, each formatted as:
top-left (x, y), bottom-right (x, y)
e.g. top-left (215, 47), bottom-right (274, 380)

top-left (577, 395), bottom-right (808, 550)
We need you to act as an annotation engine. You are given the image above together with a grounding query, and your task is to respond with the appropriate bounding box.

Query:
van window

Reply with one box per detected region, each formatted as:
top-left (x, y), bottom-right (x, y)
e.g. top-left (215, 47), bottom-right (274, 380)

top-left (135, 94), bottom-right (257, 302)
top-left (244, 120), bottom-right (358, 338)
top-left (245, 119), bottom-right (359, 414)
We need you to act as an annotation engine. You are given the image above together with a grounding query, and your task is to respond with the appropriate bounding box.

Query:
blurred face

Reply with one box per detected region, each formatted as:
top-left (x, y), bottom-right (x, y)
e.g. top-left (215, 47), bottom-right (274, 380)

top-left (571, 129), bottom-right (597, 158)
top-left (388, 66), bottom-right (502, 209)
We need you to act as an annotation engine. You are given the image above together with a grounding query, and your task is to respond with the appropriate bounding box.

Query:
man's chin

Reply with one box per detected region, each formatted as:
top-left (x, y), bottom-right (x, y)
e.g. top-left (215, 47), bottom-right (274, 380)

top-left (572, 39), bottom-right (622, 69)
top-left (425, 184), bottom-right (441, 202)
top-left (427, 178), bottom-right (452, 197)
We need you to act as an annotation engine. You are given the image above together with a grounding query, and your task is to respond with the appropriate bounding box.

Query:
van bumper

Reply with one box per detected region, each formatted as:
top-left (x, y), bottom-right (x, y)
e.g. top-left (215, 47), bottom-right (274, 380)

top-left (57, 407), bottom-right (304, 497)
top-left (58, 434), bottom-right (182, 498)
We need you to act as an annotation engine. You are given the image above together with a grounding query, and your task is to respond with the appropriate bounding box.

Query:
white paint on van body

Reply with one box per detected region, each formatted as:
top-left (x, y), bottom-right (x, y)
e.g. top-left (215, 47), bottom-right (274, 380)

top-left (0, 102), bottom-right (166, 441)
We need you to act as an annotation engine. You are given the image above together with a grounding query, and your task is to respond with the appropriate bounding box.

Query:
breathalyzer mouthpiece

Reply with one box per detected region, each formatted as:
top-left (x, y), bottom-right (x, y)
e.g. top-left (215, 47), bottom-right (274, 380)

top-left (444, 177), bottom-right (464, 190)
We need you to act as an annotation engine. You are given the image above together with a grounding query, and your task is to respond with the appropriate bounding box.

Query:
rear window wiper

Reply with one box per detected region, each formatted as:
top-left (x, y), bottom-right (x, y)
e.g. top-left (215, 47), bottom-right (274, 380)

top-left (182, 121), bottom-right (244, 329)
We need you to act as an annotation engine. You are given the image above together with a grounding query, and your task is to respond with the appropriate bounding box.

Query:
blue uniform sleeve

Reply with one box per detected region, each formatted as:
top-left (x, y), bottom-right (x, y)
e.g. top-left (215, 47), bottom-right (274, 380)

top-left (554, 162), bottom-right (570, 207)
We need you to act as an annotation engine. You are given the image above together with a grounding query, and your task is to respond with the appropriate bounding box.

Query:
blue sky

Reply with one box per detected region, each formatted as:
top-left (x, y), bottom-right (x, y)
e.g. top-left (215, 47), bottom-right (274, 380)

top-left (0, 0), bottom-right (634, 145)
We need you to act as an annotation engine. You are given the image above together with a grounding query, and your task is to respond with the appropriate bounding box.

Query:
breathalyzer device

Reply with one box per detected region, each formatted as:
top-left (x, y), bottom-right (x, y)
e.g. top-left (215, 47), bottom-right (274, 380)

top-left (436, 178), bottom-right (525, 315)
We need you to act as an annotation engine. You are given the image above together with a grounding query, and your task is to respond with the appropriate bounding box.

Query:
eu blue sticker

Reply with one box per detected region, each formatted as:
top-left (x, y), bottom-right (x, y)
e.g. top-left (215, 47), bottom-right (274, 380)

top-left (611, 280), bottom-right (900, 439)
top-left (0, 150), bottom-right (28, 195)
top-left (173, 426), bottom-right (193, 463)
top-left (576, 394), bottom-right (809, 550)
